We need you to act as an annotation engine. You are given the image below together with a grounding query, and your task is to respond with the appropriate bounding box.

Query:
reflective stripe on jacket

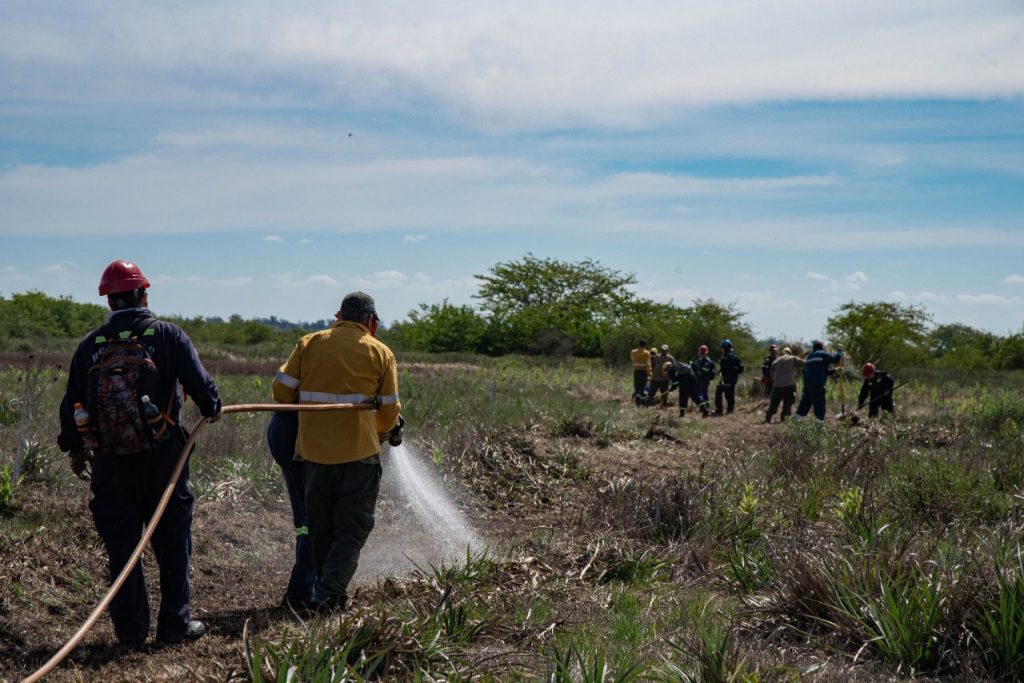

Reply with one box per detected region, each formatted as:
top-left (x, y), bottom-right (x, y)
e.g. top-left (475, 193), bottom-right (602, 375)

top-left (272, 320), bottom-right (400, 464)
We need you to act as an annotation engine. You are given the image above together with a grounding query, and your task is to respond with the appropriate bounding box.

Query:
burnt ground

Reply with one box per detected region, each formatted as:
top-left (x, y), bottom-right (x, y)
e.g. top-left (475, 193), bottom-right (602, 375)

top-left (2, 399), bottom-right (788, 682)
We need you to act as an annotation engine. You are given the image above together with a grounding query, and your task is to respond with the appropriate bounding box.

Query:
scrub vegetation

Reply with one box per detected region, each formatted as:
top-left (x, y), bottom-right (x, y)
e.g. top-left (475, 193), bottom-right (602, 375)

top-left (2, 348), bottom-right (1024, 681)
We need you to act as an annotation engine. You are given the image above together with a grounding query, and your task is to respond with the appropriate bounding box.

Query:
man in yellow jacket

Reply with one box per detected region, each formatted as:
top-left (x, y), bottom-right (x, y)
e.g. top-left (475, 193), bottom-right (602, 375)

top-left (272, 291), bottom-right (401, 612)
top-left (630, 339), bottom-right (652, 404)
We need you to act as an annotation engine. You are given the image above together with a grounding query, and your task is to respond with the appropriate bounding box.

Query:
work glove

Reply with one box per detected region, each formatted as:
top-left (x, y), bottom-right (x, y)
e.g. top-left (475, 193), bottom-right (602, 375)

top-left (208, 406), bottom-right (223, 423)
top-left (388, 415), bottom-right (406, 447)
top-left (69, 450), bottom-right (92, 481)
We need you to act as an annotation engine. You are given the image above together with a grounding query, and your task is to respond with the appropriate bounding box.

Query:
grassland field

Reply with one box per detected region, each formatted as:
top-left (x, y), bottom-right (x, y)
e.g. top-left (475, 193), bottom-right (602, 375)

top-left (2, 352), bottom-right (1024, 681)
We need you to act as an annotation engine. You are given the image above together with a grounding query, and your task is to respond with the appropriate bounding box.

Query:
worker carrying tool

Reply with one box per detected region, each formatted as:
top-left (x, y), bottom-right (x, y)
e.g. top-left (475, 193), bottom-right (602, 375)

top-left (794, 340), bottom-right (843, 421)
top-left (648, 344), bottom-right (675, 409)
top-left (629, 339), bottom-right (653, 405)
top-left (57, 259), bottom-right (222, 649)
top-left (713, 339), bottom-right (744, 415)
top-left (667, 361), bottom-right (710, 417)
top-left (764, 346), bottom-right (804, 423)
top-left (272, 291), bottom-right (401, 614)
top-left (858, 362), bottom-right (896, 417)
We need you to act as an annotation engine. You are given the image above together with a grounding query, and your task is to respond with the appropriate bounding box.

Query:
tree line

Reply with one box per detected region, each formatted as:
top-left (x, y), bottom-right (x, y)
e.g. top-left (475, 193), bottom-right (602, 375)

top-left (3, 255), bottom-right (1024, 370)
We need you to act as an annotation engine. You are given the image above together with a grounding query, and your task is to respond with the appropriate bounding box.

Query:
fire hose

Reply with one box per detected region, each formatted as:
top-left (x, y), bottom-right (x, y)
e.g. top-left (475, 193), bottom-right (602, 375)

top-left (23, 402), bottom-right (374, 683)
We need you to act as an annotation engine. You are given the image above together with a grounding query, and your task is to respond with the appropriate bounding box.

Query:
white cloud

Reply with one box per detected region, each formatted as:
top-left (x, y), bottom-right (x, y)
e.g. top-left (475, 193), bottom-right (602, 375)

top-left (807, 272), bottom-right (830, 281)
top-left (404, 234), bottom-right (428, 243)
top-left (3, 2), bottom-right (1022, 129)
top-left (844, 271), bottom-right (868, 290)
top-left (889, 289), bottom-right (948, 302)
top-left (300, 238), bottom-right (313, 244)
top-left (264, 235), bottom-right (283, 243)
top-left (41, 263), bottom-right (68, 274)
top-left (352, 270), bottom-right (409, 289)
top-left (1003, 274), bottom-right (1024, 284)
top-left (955, 293), bottom-right (1022, 306)
top-left (272, 272), bottom-right (342, 288)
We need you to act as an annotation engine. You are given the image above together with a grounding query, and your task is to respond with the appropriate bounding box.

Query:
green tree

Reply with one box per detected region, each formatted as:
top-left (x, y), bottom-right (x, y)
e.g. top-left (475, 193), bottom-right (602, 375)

top-left (825, 301), bottom-right (931, 370)
top-left (994, 332), bottom-right (1024, 370)
top-left (391, 300), bottom-right (488, 353)
top-left (474, 254), bottom-right (638, 357)
top-left (601, 298), bottom-right (755, 365)
top-left (928, 323), bottom-right (998, 369)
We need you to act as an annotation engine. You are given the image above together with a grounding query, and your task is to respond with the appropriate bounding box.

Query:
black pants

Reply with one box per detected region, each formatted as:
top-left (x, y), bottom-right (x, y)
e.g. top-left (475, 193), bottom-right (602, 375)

top-left (89, 441), bottom-right (193, 643)
top-left (632, 370), bottom-right (648, 399)
top-left (676, 376), bottom-right (707, 415)
top-left (649, 379), bottom-right (670, 407)
top-left (714, 383), bottom-right (736, 414)
top-left (867, 396), bottom-right (895, 417)
top-left (766, 385), bottom-right (797, 421)
top-left (304, 459), bottom-right (382, 605)
top-left (267, 412), bottom-right (315, 603)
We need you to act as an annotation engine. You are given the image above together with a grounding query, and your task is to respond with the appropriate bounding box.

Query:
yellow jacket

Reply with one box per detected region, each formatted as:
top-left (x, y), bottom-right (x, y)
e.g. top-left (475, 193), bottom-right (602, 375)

top-left (272, 321), bottom-right (400, 464)
top-left (630, 347), bottom-right (652, 376)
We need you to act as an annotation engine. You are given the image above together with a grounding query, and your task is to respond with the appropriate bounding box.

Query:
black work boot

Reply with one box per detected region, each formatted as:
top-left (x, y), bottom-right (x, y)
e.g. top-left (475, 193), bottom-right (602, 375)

top-left (157, 620), bottom-right (206, 645)
top-left (679, 409), bottom-right (686, 417)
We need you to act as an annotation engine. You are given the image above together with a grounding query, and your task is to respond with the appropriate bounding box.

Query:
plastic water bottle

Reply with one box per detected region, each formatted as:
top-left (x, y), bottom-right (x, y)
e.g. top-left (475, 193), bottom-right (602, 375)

top-left (74, 402), bottom-right (98, 449)
top-left (141, 395), bottom-right (169, 443)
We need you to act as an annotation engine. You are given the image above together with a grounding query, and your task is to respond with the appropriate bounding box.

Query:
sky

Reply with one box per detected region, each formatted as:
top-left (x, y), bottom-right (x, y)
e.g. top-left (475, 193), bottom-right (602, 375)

top-left (2, 1), bottom-right (1023, 341)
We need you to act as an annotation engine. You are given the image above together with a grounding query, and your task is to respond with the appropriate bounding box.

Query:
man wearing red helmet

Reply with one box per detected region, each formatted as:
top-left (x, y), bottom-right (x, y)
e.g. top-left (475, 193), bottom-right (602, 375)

top-left (858, 362), bottom-right (895, 417)
top-left (691, 344), bottom-right (716, 417)
top-left (58, 259), bottom-right (222, 648)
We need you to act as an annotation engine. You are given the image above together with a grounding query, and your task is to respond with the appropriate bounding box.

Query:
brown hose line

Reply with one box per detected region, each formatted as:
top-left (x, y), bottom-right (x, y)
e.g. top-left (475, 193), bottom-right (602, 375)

top-left (23, 402), bottom-right (372, 683)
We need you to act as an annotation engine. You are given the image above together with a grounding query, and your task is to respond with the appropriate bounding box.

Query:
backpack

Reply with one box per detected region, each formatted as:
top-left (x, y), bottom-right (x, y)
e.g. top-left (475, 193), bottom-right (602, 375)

top-left (86, 318), bottom-right (169, 455)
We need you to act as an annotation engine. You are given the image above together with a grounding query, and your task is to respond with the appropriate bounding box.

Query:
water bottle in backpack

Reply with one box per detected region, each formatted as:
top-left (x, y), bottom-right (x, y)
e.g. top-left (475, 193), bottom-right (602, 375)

top-left (73, 402), bottom-right (99, 450)
top-left (141, 395), bottom-right (170, 444)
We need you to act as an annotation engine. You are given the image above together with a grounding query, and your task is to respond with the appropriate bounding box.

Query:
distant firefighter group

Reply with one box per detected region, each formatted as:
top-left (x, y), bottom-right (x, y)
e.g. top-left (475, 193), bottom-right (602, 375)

top-left (630, 340), bottom-right (895, 422)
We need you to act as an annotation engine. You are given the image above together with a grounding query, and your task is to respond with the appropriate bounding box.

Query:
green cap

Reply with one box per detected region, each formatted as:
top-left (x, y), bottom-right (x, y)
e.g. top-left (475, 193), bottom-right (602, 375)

top-left (340, 291), bottom-right (377, 319)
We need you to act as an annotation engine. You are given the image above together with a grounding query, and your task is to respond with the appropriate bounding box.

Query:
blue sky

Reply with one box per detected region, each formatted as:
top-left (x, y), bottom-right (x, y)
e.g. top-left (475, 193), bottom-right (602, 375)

top-left (2, 1), bottom-right (1023, 341)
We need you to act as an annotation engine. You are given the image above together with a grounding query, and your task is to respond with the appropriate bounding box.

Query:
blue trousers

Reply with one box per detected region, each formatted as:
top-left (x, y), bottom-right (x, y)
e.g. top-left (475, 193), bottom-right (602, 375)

top-left (796, 385), bottom-right (828, 420)
top-left (267, 411), bottom-right (316, 603)
top-left (89, 442), bottom-right (193, 643)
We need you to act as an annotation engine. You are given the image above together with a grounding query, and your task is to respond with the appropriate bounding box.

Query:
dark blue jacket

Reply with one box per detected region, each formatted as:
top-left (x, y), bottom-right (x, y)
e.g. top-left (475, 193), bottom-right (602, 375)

top-left (692, 357), bottom-right (717, 382)
top-left (802, 349), bottom-right (843, 390)
top-left (719, 351), bottom-right (744, 384)
top-left (58, 308), bottom-right (221, 453)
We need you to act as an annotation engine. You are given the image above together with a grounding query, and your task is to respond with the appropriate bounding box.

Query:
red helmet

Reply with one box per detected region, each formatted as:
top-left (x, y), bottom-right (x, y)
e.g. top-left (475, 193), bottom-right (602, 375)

top-left (862, 362), bottom-right (876, 378)
top-left (698, 344), bottom-right (709, 355)
top-left (98, 260), bottom-right (150, 296)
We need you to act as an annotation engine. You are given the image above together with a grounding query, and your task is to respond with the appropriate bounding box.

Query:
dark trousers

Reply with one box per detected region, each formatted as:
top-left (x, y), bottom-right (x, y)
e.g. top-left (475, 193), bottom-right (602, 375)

top-left (796, 385), bottom-right (828, 420)
top-left (714, 383), bottom-right (736, 414)
top-left (676, 377), bottom-right (708, 415)
top-left (867, 396), bottom-right (895, 417)
top-left (766, 385), bottom-right (797, 421)
top-left (649, 379), bottom-right (670, 407)
top-left (89, 443), bottom-right (193, 643)
top-left (633, 369), bottom-right (648, 397)
top-left (304, 459), bottom-right (382, 605)
top-left (697, 378), bottom-right (711, 406)
top-left (267, 411), bottom-right (315, 603)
